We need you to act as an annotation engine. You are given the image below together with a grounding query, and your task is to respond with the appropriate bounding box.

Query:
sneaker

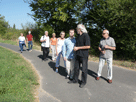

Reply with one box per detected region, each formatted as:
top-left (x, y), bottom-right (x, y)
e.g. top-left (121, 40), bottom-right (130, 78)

top-left (55, 69), bottom-right (58, 73)
top-left (29, 50), bottom-right (32, 52)
top-left (65, 75), bottom-right (69, 79)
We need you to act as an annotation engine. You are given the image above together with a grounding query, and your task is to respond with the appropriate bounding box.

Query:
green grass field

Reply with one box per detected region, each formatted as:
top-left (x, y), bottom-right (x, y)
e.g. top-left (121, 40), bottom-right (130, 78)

top-left (0, 46), bottom-right (39, 101)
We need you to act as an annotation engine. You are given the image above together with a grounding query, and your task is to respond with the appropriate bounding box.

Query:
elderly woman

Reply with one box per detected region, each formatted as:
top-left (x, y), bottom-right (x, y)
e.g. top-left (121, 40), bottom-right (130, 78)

top-left (50, 33), bottom-right (57, 61)
top-left (18, 33), bottom-right (26, 53)
top-left (55, 31), bottom-right (66, 73)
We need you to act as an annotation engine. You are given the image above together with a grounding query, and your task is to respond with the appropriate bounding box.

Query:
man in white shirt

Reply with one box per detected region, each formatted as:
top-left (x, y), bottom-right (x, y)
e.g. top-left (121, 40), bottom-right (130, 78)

top-left (40, 31), bottom-right (50, 61)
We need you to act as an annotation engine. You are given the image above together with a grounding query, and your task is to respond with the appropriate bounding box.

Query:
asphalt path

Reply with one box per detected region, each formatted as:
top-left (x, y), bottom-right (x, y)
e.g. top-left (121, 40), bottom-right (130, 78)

top-left (0, 43), bottom-right (136, 102)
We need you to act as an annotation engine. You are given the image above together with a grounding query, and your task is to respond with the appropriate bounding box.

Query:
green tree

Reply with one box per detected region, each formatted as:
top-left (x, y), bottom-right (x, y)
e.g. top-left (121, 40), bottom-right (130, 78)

top-left (0, 14), bottom-right (8, 37)
top-left (82, 0), bottom-right (136, 59)
top-left (13, 24), bottom-right (16, 29)
top-left (27, 0), bottom-right (85, 36)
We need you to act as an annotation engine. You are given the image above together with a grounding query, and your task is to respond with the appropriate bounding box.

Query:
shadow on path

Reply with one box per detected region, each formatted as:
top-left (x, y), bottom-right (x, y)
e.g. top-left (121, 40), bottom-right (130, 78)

top-left (88, 69), bottom-right (108, 82)
top-left (37, 54), bottom-right (52, 60)
top-left (48, 61), bottom-right (67, 77)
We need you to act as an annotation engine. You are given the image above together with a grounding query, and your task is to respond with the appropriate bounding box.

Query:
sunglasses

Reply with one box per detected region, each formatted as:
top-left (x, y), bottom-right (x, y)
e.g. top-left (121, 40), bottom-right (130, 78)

top-left (102, 33), bottom-right (106, 35)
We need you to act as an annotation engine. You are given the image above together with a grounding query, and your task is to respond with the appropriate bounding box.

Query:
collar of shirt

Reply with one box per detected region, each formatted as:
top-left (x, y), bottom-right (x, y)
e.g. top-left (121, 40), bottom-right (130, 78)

top-left (68, 37), bottom-right (75, 40)
top-left (104, 36), bottom-right (110, 40)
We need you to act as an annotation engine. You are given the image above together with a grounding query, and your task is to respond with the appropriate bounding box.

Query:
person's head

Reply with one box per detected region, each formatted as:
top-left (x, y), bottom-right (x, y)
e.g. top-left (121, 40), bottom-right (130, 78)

top-left (60, 31), bottom-right (65, 38)
top-left (21, 33), bottom-right (23, 36)
top-left (45, 31), bottom-right (48, 36)
top-left (102, 29), bottom-right (109, 39)
top-left (69, 29), bottom-right (75, 37)
top-left (52, 33), bottom-right (56, 38)
top-left (76, 24), bottom-right (88, 34)
top-left (28, 31), bottom-right (31, 34)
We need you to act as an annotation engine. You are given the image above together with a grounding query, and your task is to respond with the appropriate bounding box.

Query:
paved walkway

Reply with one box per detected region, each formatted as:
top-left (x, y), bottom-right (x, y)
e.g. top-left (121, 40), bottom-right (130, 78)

top-left (0, 43), bottom-right (136, 102)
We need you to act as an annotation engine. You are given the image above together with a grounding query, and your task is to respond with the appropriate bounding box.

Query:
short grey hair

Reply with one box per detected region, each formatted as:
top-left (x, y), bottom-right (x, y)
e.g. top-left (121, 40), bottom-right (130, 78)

top-left (104, 29), bottom-right (109, 34)
top-left (77, 24), bottom-right (88, 33)
top-left (45, 31), bottom-right (48, 33)
top-left (28, 31), bottom-right (31, 33)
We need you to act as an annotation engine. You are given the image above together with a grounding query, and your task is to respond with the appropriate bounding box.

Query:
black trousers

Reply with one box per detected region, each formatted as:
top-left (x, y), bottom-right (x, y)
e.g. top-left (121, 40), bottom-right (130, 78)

top-left (42, 47), bottom-right (49, 60)
top-left (74, 55), bottom-right (88, 84)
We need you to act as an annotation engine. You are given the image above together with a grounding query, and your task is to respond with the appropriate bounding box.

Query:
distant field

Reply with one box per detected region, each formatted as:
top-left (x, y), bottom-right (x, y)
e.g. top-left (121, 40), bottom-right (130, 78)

top-left (0, 46), bottom-right (39, 101)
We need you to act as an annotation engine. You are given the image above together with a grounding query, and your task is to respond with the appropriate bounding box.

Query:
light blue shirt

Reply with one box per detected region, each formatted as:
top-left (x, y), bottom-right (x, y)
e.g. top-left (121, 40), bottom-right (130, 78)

top-left (62, 37), bottom-right (76, 59)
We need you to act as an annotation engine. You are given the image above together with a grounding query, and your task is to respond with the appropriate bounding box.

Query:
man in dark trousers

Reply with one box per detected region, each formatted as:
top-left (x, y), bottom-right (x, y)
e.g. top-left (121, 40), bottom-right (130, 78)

top-left (68, 24), bottom-right (91, 88)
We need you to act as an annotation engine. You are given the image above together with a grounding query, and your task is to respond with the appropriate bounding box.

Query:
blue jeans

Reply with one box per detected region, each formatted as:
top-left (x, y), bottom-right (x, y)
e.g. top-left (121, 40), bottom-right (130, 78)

top-left (28, 41), bottom-right (33, 50)
top-left (55, 51), bottom-right (66, 67)
top-left (19, 41), bottom-right (25, 51)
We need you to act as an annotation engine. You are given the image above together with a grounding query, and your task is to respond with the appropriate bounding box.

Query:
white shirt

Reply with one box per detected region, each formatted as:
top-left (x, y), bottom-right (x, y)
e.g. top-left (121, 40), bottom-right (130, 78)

top-left (40, 35), bottom-right (50, 47)
top-left (18, 36), bottom-right (25, 41)
top-left (57, 38), bottom-right (65, 53)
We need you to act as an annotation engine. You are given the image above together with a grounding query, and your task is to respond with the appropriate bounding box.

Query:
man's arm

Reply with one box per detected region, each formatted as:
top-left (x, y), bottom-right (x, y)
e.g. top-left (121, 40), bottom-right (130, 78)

top-left (104, 45), bottom-right (116, 50)
top-left (40, 36), bottom-right (46, 42)
top-left (74, 46), bottom-right (90, 51)
top-left (74, 34), bottom-right (90, 51)
top-left (98, 46), bottom-right (105, 54)
top-left (62, 41), bottom-right (67, 61)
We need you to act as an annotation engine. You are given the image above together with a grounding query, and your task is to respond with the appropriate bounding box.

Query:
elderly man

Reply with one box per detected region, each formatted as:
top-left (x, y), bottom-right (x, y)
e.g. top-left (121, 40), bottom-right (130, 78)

top-left (26, 31), bottom-right (33, 52)
top-left (40, 31), bottom-right (50, 61)
top-left (96, 29), bottom-right (116, 84)
top-left (68, 24), bottom-right (90, 88)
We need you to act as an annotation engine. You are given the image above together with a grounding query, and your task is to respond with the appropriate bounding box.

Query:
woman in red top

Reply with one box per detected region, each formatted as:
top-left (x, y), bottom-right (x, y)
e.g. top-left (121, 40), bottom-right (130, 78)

top-left (50, 33), bottom-right (57, 61)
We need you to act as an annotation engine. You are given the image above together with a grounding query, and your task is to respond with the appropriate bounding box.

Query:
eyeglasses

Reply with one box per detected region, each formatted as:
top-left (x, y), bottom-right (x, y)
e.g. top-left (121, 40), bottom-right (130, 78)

top-left (102, 33), bottom-right (106, 35)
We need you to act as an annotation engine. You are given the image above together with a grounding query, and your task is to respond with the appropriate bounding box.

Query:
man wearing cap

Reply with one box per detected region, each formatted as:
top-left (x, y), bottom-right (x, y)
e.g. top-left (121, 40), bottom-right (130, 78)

top-left (96, 29), bottom-right (116, 84)
top-left (26, 31), bottom-right (33, 52)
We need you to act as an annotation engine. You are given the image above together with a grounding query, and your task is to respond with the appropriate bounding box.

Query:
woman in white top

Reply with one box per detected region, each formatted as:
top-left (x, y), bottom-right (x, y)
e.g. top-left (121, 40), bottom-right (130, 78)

top-left (40, 31), bottom-right (50, 61)
top-left (55, 31), bottom-right (65, 73)
top-left (18, 33), bottom-right (26, 53)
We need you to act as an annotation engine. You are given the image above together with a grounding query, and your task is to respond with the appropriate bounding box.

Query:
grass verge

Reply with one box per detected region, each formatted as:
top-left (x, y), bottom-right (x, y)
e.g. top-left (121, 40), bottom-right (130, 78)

top-left (0, 46), bottom-right (39, 102)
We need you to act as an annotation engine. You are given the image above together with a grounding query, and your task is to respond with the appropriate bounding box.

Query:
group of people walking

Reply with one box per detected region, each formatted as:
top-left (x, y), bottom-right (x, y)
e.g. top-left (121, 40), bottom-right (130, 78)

top-left (18, 24), bottom-right (116, 88)
top-left (18, 31), bottom-right (33, 53)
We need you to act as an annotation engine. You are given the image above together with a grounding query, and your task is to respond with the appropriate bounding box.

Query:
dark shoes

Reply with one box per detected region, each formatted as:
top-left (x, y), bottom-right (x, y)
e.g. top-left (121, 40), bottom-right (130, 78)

top-left (68, 80), bottom-right (78, 84)
top-left (108, 79), bottom-right (112, 84)
top-left (79, 83), bottom-right (86, 88)
top-left (96, 76), bottom-right (112, 84)
top-left (42, 59), bottom-right (48, 61)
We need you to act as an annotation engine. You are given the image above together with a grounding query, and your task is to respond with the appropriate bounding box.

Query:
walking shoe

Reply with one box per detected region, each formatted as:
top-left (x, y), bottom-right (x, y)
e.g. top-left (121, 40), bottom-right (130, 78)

top-left (42, 59), bottom-right (48, 61)
top-left (108, 79), bottom-right (112, 84)
top-left (79, 83), bottom-right (86, 88)
top-left (96, 77), bottom-right (100, 80)
top-left (29, 50), bottom-right (32, 52)
top-left (68, 80), bottom-right (78, 84)
top-left (55, 69), bottom-right (58, 73)
top-left (65, 75), bottom-right (69, 79)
